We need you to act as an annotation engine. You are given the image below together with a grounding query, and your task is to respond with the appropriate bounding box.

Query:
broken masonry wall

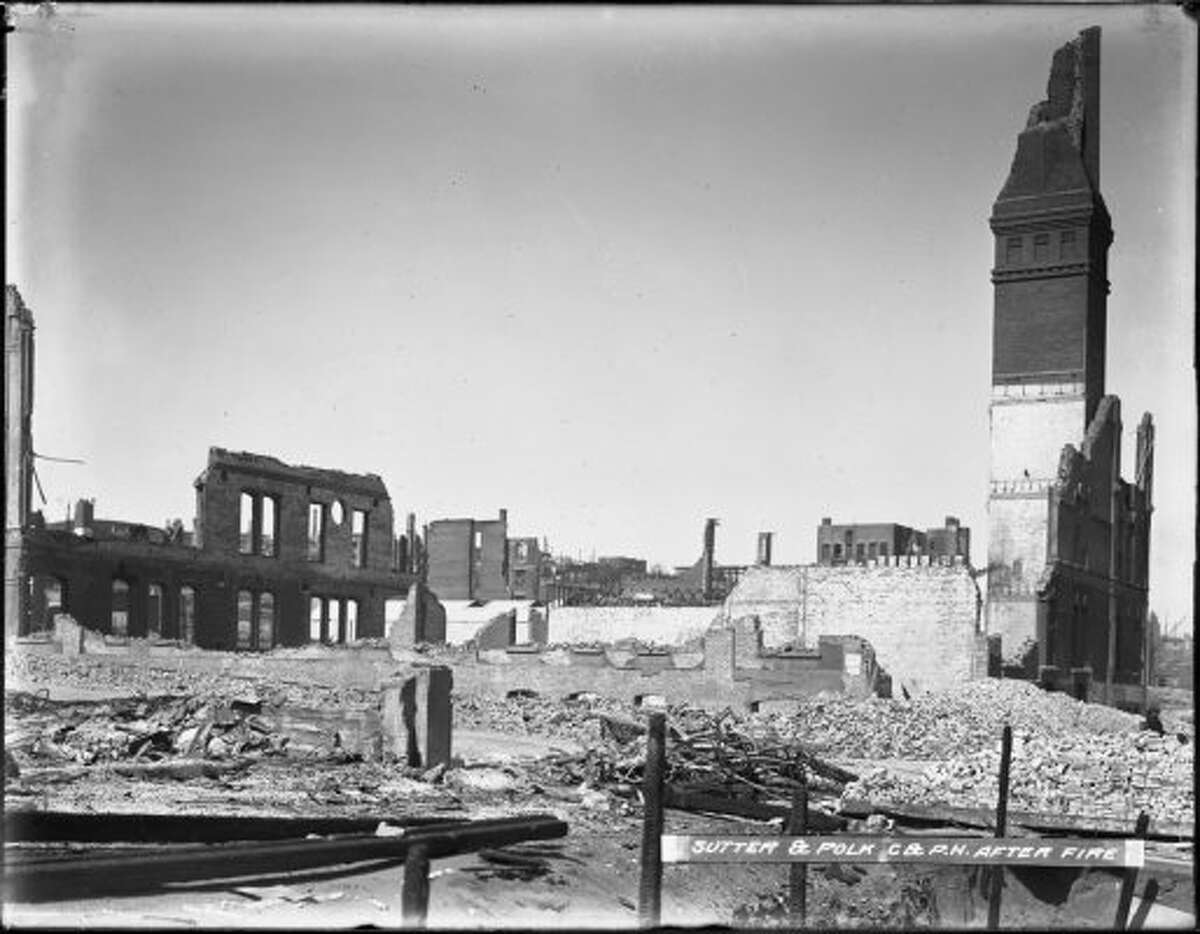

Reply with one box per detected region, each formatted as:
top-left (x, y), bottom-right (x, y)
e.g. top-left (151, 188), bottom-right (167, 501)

top-left (19, 526), bottom-right (407, 648)
top-left (725, 558), bottom-right (983, 696)
top-left (547, 606), bottom-right (721, 646)
top-left (197, 448), bottom-right (396, 574)
top-left (445, 627), bottom-right (877, 712)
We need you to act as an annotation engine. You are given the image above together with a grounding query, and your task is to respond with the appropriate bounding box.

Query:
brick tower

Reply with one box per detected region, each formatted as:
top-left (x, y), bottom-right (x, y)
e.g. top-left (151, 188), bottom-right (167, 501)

top-left (985, 28), bottom-right (1112, 665)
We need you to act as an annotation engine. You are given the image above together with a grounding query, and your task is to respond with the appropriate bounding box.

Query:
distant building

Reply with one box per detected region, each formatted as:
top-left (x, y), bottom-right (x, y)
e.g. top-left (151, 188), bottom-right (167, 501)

top-left (816, 516), bottom-right (970, 566)
top-left (506, 536), bottom-right (545, 601)
top-left (425, 511), bottom-right (509, 601)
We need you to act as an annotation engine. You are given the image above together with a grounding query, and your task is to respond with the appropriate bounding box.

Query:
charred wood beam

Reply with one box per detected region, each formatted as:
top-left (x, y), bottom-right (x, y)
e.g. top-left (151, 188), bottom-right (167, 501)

top-left (664, 785), bottom-right (845, 832)
top-left (3, 814), bottom-right (568, 903)
top-left (3, 809), bottom-right (460, 845)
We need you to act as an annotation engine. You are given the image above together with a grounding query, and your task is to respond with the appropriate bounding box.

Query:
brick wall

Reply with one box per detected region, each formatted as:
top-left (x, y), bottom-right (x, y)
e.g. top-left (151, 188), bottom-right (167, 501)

top-left (725, 559), bottom-right (984, 695)
top-left (547, 606), bottom-right (722, 646)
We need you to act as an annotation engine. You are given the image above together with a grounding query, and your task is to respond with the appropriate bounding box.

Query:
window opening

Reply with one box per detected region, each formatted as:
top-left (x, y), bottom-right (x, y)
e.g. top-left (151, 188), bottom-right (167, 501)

top-left (237, 590), bottom-right (254, 649)
top-left (352, 509), bottom-right (368, 568)
top-left (260, 496), bottom-right (276, 557)
top-left (310, 596), bottom-right (324, 642)
top-left (308, 503), bottom-right (325, 562)
top-left (111, 579), bottom-right (130, 636)
top-left (239, 493), bottom-right (255, 554)
top-left (179, 586), bottom-right (196, 644)
top-left (345, 599), bottom-right (358, 642)
top-left (257, 592), bottom-right (275, 650)
top-left (329, 599), bottom-right (343, 644)
top-left (147, 583), bottom-right (164, 640)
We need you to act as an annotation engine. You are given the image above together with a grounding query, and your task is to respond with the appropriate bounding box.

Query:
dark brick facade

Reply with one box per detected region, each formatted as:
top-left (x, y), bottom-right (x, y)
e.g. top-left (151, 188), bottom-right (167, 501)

top-left (425, 511), bottom-right (509, 601)
top-left (17, 448), bottom-right (414, 648)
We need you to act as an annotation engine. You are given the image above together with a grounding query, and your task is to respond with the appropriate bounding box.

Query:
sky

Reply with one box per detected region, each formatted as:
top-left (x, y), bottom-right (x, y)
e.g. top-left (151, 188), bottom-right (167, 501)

top-left (6, 4), bottom-right (1195, 626)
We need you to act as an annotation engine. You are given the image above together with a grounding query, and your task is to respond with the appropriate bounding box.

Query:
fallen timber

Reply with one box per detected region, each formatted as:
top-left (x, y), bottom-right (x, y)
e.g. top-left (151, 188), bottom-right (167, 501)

top-left (839, 798), bottom-right (1195, 842)
top-left (3, 813), bottom-right (568, 903)
top-left (3, 809), bottom-right (463, 845)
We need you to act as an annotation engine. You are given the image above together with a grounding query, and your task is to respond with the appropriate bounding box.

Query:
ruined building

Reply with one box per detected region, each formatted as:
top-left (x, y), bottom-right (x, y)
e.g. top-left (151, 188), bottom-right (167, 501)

top-left (14, 445), bottom-right (418, 647)
top-left (5, 285), bottom-right (36, 641)
top-left (816, 516), bottom-right (970, 566)
top-left (424, 511), bottom-right (511, 601)
top-left (985, 28), bottom-right (1153, 702)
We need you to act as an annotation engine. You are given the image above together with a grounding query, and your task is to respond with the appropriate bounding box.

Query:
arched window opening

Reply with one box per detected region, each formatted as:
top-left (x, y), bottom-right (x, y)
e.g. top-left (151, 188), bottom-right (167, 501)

top-left (147, 583), bottom-right (164, 640)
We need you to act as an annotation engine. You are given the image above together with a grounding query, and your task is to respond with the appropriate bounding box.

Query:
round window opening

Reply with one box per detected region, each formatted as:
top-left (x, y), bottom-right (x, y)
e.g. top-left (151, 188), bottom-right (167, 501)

top-left (330, 500), bottom-right (345, 525)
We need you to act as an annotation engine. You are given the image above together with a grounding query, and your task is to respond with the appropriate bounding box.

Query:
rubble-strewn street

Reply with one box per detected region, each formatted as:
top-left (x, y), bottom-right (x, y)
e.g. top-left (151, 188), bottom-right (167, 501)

top-left (4, 650), bottom-right (1193, 928)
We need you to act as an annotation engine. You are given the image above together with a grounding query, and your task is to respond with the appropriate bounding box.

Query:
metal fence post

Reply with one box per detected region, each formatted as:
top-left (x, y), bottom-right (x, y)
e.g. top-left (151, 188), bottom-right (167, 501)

top-left (638, 712), bottom-right (667, 928)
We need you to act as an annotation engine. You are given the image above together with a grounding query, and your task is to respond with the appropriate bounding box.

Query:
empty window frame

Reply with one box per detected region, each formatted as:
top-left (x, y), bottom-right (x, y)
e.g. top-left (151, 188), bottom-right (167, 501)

top-left (474, 530), bottom-right (483, 550)
top-left (832, 543), bottom-right (843, 560)
top-left (42, 577), bottom-right (66, 631)
top-left (179, 586), bottom-right (196, 644)
top-left (239, 493), bottom-right (255, 554)
top-left (879, 541), bottom-right (890, 558)
top-left (820, 543), bottom-right (832, 562)
top-left (352, 509), bottom-right (368, 568)
top-left (855, 542), bottom-right (866, 561)
top-left (328, 599), bottom-right (343, 644)
top-left (147, 583), bottom-right (164, 640)
top-left (260, 496), bottom-right (277, 557)
top-left (1005, 237), bottom-right (1022, 265)
top-left (308, 502), bottom-right (326, 562)
top-left (111, 579), bottom-right (130, 636)
top-left (310, 596), bottom-right (323, 642)
top-left (1033, 233), bottom-right (1050, 262)
top-left (237, 590), bottom-right (254, 649)
top-left (257, 592), bottom-right (275, 650)
top-left (344, 599), bottom-right (358, 642)
top-left (867, 541), bottom-right (878, 559)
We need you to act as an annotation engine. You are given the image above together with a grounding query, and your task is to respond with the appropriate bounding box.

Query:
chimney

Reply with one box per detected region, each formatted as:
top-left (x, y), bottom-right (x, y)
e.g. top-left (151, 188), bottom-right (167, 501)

top-left (701, 518), bottom-right (718, 601)
top-left (756, 532), bottom-right (774, 567)
top-left (406, 512), bottom-right (417, 574)
top-left (821, 517), bottom-right (832, 526)
top-left (73, 498), bottom-right (94, 536)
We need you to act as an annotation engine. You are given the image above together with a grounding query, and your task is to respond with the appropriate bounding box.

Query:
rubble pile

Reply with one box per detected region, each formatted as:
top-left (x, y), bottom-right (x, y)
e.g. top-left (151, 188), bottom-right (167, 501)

top-left (5, 689), bottom-right (366, 770)
top-left (5, 652), bottom-right (376, 710)
top-left (454, 692), bottom-right (638, 748)
top-left (841, 727), bottom-right (1194, 828)
top-left (752, 679), bottom-right (1143, 760)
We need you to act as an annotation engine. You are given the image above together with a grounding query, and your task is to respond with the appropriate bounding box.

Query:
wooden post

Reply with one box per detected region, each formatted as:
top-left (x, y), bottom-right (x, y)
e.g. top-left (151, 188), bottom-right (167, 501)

top-left (401, 843), bottom-right (430, 928)
top-left (1114, 811), bottom-right (1150, 929)
top-left (1128, 878), bottom-right (1160, 931)
top-left (787, 766), bottom-right (809, 926)
top-left (986, 724), bottom-right (1013, 930)
top-left (638, 712), bottom-right (667, 929)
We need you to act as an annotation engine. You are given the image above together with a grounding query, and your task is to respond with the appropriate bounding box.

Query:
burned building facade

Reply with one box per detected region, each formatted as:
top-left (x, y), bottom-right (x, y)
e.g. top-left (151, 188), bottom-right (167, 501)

top-left (15, 447), bottom-right (416, 648)
top-left (985, 28), bottom-right (1153, 701)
